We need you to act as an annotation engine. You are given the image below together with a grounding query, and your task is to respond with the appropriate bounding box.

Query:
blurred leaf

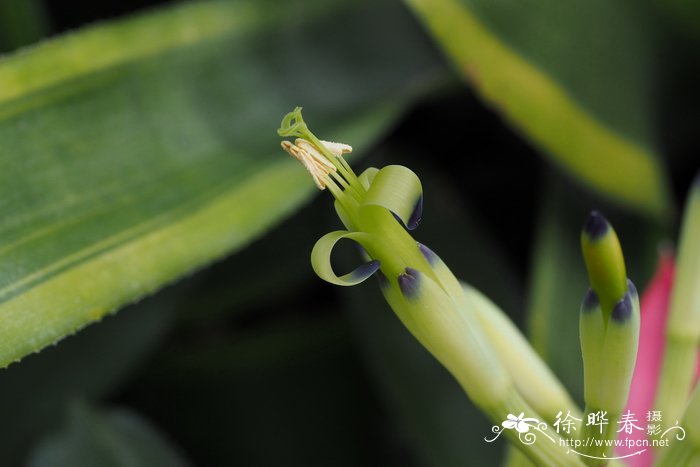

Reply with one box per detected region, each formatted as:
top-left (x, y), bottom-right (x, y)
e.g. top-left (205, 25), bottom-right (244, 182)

top-left (0, 0), bottom-right (446, 366)
top-left (122, 316), bottom-right (391, 466)
top-left (653, 0), bottom-right (700, 40)
top-left (341, 157), bottom-right (523, 466)
top-left (28, 401), bottom-right (192, 467)
top-left (175, 195), bottom-right (329, 326)
top-left (526, 175), bottom-right (662, 405)
top-left (0, 281), bottom-right (188, 466)
top-left (0, 0), bottom-right (48, 52)
top-left (403, 0), bottom-right (673, 219)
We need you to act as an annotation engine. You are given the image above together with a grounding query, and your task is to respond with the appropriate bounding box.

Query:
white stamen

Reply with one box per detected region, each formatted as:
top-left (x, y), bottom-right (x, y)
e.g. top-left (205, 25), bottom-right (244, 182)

top-left (319, 140), bottom-right (352, 157)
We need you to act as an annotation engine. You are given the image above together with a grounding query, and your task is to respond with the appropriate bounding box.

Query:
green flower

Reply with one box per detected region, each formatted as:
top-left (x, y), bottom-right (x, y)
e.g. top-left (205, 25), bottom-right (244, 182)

top-left (278, 107), bottom-right (581, 466)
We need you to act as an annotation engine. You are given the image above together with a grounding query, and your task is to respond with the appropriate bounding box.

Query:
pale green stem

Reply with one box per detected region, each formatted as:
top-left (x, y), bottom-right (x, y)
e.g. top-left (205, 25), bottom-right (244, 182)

top-left (577, 407), bottom-right (621, 466)
top-left (655, 383), bottom-right (700, 467)
top-left (655, 181), bottom-right (700, 426)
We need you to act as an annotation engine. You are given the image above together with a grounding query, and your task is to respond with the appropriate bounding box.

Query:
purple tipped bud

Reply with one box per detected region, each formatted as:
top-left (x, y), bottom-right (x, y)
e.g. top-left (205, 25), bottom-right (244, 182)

top-left (398, 267), bottom-right (421, 299)
top-left (583, 210), bottom-right (610, 240)
top-left (626, 278), bottom-right (637, 297)
top-left (417, 242), bottom-right (438, 266)
top-left (611, 293), bottom-right (633, 323)
top-left (582, 289), bottom-right (599, 312)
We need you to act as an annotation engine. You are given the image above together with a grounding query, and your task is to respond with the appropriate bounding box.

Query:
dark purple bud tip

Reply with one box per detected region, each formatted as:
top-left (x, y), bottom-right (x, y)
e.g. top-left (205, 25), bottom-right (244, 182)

top-left (626, 278), bottom-right (637, 297)
top-left (350, 260), bottom-right (381, 281)
top-left (418, 242), bottom-right (438, 266)
top-left (611, 294), bottom-right (633, 323)
top-left (582, 289), bottom-right (599, 312)
top-left (583, 210), bottom-right (610, 240)
top-left (407, 196), bottom-right (423, 231)
top-left (398, 267), bottom-right (421, 299)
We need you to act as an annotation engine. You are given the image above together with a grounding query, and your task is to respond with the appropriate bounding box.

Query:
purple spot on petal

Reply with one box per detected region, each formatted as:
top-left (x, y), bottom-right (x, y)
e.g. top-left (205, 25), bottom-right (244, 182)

top-left (407, 196), bottom-right (423, 230)
top-left (350, 260), bottom-right (381, 281)
top-left (398, 267), bottom-right (421, 299)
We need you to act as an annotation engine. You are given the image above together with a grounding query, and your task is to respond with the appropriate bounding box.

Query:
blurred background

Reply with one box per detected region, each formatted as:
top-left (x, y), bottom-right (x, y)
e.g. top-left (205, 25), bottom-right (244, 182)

top-left (0, 0), bottom-right (698, 465)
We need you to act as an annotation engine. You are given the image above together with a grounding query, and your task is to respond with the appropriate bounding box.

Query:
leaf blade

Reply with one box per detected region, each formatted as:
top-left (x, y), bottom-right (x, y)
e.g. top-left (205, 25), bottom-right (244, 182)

top-left (404, 0), bottom-right (672, 218)
top-left (0, 0), bottom-right (447, 366)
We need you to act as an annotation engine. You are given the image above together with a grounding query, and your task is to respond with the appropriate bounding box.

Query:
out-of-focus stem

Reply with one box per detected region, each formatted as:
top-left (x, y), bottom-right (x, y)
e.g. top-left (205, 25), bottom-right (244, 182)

top-left (654, 176), bottom-right (700, 427)
top-left (656, 383), bottom-right (700, 467)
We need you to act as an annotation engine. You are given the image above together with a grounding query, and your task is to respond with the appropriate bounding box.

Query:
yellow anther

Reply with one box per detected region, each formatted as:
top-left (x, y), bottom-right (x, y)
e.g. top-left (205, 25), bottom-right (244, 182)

top-left (280, 139), bottom-right (336, 189)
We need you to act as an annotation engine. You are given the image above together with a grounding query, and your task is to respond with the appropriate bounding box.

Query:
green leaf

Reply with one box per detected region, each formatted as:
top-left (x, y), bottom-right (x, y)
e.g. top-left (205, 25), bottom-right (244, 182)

top-left (0, 0), bottom-right (446, 366)
top-left (28, 401), bottom-right (192, 467)
top-left (122, 317), bottom-right (388, 466)
top-left (0, 281), bottom-right (190, 466)
top-left (403, 0), bottom-right (672, 219)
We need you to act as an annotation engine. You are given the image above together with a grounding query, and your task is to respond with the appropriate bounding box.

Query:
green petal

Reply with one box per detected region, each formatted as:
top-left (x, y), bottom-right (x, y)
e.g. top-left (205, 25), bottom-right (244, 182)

top-left (381, 269), bottom-right (510, 408)
top-left (310, 231), bottom-right (380, 286)
top-left (358, 167), bottom-right (379, 190)
top-left (362, 165), bottom-right (423, 230)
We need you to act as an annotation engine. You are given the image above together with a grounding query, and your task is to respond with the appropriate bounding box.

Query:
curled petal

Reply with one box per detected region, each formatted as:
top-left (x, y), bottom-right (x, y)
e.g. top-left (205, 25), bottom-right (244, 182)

top-left (362, 165), bottom-right (423, 230)
top-left (310, 231), bottom-right (381, 286)
top-left (358, 167), bottom-right (379, 190)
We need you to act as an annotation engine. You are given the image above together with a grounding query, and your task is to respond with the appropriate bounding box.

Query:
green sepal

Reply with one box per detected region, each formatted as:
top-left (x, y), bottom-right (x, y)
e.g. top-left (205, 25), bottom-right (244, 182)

top-left (381, 269), bottom-right (509, 408)
top-left (464, 283), bottom-right (579, 420)
top-left (310, 230), bottom-right (380, 286)
top-left (362, 165), bottom-right (423, 230)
